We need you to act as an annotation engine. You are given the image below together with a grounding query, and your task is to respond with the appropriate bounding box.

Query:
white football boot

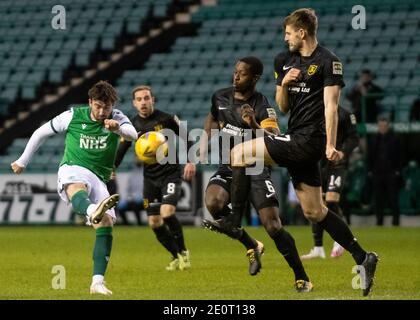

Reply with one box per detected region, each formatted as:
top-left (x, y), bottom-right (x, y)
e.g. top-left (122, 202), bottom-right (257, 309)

top-left (90, 281), bottom-right (113, 296)
top-left (300, 246), bottom-right (326, 260)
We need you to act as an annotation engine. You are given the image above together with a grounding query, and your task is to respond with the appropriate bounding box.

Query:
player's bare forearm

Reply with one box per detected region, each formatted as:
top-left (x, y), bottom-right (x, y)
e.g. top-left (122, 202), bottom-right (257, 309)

top-left (325, 103), bottom-right (338, 148)
top-left (275, 85), bottom-right (289, 113)
top-left (324, 86), bottom-right (342, 161)
top-left (324, 85), bottom-right (341, 149)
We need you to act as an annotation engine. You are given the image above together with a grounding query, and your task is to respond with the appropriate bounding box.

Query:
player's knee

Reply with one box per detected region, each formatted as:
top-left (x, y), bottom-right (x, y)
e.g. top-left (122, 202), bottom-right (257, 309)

top-left (263, 220), bottom-right (282, 238)
top-left (205, 196), bottom-right (224, 215)
top-left (302, 207), bottom-right (324, 223)
top-left (259, 210), bottom-right (282, 236)
top-left (148, 215), bottom-right (163, 229)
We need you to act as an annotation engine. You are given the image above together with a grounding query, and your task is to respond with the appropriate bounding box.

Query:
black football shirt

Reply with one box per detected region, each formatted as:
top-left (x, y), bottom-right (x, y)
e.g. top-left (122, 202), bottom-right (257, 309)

top-left (210, 87), bottom-right (279, 164)
top-left (274, 45), bottom-right (345, 136)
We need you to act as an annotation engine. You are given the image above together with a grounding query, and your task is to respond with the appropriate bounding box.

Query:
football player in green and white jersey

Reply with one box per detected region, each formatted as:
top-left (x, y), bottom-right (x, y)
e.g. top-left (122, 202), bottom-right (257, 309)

top-left (11, 81), bottom-right (137, 296)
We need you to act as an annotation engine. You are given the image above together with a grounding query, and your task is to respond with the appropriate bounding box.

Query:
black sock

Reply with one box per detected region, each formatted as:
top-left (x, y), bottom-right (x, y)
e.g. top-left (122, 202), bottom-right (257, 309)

top-left (164, 215), bottom-right (186, 251)
top-left (152, 225), bottom-right (180, 258)
top-left (312, 223), bottom-right (323, 247)
top-left (238, 230), bottom-right (257, 250)
top-left (318, 210), bottom-right (367, 264)
top-left (271, 228), bottom-right (309, 281)
top-left (327, 201), bottom-right (344, 220)
top-left (231, 167), bottom-right (250, 226)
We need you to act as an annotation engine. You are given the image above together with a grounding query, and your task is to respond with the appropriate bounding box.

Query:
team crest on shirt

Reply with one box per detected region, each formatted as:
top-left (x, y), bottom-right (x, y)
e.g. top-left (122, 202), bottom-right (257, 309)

top-left (307, 64), bottom-right (318, 76)
top-left (274, 71), bottom-right (279, 79)
top-left (154, 124), bottom-right (163, 131)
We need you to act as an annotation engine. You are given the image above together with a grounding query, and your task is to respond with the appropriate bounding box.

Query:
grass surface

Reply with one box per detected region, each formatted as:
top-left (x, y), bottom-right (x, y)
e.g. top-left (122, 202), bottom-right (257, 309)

top-left (0, 226), bottom-right (419, 300)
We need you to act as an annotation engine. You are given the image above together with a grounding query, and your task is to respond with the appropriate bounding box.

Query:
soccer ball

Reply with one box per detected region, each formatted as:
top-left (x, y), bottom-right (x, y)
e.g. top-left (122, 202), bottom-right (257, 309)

top-left (134, 131), bottom-right (168, 165)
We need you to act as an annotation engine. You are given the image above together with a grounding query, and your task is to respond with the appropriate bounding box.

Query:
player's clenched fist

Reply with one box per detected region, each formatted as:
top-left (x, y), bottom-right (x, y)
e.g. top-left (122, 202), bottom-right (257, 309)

top-left (104, 119), bottom-right (120, 131)
top-left (11, 162), bottom-right (24, 174)
top-left (281, 68), bottom-right (301, 86)
top-left (241, 104), bottom-right (257, 128)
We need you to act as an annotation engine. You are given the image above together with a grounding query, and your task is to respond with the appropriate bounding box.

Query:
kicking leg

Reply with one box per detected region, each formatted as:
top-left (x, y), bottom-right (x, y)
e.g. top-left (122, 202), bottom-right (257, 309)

top-left (204, 184), bottom-right (258, 252)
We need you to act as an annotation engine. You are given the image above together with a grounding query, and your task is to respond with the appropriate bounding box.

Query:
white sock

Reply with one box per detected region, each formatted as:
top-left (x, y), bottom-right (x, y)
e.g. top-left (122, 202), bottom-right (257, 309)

top-left (92, 274), bottom-right (104, 284)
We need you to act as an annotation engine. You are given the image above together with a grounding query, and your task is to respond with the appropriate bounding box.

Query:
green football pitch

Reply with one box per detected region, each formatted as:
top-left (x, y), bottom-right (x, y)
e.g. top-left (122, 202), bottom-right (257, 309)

top-left (0, 225), bottom-right (419, 300)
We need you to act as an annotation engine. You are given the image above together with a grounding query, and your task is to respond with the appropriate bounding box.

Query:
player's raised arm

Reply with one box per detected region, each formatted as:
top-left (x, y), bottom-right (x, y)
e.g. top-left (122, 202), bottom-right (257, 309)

top-left (324, 85), bottom-right (341, 161)
top-left (274, 53), bottom-right (297, 114)
top-left (106, 109), bottom-right (137, 141)
top-left (11, 109), bottom-right (72, 174)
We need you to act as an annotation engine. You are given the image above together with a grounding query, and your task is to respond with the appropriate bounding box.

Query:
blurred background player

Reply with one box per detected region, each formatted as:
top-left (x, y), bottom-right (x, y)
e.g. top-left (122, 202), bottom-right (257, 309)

top-left (201, 57), bottom-right (312, 289)
top-left (114, 85), bottom-right (195, 270)
top-left (368, 116), bottom-right (402, 226)
top-left (301, 106), bottom-right (359, 260)
top-left (346, 69), bottom-right (383, 123)
top-left (224, 9), bottom-right (378, 296)
top-left (10, 81), bottom-right (137, 295)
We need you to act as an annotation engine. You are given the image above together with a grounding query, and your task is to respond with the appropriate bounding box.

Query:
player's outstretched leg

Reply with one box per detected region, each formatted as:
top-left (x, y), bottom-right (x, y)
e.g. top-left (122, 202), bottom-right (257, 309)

top-left (204, 184), bottom-right (263, 275)
top-left (71, 189), bottom-right (119, 224)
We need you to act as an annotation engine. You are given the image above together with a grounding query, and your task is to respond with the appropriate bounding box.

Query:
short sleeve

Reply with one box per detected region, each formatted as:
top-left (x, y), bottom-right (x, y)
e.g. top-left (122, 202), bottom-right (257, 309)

top-left (323, 55), bottom-right (345, 88)
top-left (50, 109), bottom-right (73, 133)
top-left (274, 53), bottom-right (288, 86)
top-left (255, 95), bottom-right (279, 129)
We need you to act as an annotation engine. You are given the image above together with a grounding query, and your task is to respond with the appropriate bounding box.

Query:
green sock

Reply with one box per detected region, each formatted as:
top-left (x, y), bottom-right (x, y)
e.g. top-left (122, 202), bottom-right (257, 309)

top-left (71, 190), bottom-right (91, 216)
top-left (93, 227), bottom-right (113, 276)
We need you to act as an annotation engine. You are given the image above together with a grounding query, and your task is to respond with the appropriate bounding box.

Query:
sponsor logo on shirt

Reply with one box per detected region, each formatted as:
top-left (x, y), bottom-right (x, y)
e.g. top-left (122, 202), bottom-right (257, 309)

top-left (79, 134), bottom-right (107, 149)
top-left (332, 61), bottom-right (343, 75)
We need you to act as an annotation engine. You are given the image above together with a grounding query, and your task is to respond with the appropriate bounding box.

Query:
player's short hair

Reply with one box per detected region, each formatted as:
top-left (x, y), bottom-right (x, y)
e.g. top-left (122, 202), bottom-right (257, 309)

top-left (238, 56), bottom-right (264, 77)
top-left (88, 80), bottom-right (118, 105)
top-left (283, 8), bottom-right (318, 37)
top-left (132, 85), bottom-right (154, 100)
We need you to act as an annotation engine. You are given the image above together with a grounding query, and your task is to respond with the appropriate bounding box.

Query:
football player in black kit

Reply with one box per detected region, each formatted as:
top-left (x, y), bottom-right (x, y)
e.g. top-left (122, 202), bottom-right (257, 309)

top-left (301, 106), bottom-right (359, 260)
top-left (201, 56), bottom-right (312, 292)
top-left (114, 85), bottom-right (196, 271)
top-left (212, 9), bottom-right (378, 296)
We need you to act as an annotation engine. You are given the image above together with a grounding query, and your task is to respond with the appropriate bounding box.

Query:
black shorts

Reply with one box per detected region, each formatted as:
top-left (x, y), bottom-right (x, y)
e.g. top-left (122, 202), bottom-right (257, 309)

top-left (264, 133), bottom-right (325, 188)
top-left (322, 165), bottom-right (347, 195)
top-left (143, 171), bottom-right (182, 216)
top-left (206, 165), bottom-right (279, 211)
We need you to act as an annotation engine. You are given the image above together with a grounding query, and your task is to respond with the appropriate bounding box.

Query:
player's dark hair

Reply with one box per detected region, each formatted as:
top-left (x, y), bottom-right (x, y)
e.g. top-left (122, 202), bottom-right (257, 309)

top-left (132, 85), bottom-right (154, 100)
top-left (238, 56), bottom-right (264, 77)
top-left (284, 8), bottom-right (318, 37)
top-left (88, 80), bottom-right (118, 105)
